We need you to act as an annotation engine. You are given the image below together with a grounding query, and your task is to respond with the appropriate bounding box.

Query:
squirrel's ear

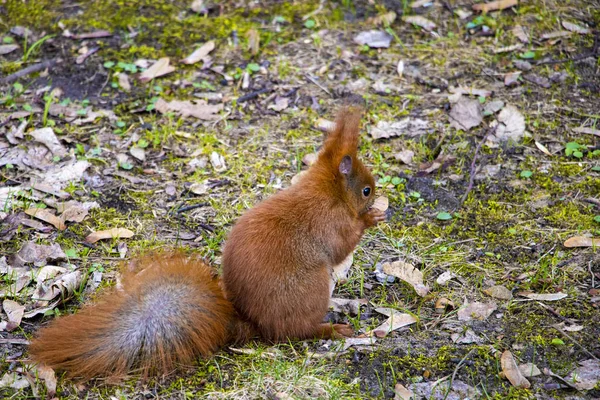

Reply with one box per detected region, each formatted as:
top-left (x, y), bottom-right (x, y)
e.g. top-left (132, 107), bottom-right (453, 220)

top-left (339, 155), bottom-right (352, 175)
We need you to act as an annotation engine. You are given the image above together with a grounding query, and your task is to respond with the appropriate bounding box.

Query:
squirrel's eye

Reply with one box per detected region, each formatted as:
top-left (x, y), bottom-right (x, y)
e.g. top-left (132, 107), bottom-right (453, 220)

top-left (362, 187), bottom-right (371, 197)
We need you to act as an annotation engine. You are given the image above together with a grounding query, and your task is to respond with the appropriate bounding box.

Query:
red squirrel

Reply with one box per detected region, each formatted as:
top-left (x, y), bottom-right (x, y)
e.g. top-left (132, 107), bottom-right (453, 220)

top-left (29, 106), bottom-right (384, 380)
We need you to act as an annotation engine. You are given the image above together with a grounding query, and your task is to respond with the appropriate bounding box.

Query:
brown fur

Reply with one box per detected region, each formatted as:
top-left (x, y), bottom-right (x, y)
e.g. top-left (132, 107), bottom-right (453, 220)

top-left (28, 107), bottom-right (383, 380)
top-left (222, 106), bottom-right (384, 341)
top-left (29, 253), bottom-right (233, 380)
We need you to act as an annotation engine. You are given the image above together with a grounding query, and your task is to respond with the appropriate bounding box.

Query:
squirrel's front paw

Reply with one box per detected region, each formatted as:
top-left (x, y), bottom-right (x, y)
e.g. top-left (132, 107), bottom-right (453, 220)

top-left (363, 209), bottom-right (386, 228)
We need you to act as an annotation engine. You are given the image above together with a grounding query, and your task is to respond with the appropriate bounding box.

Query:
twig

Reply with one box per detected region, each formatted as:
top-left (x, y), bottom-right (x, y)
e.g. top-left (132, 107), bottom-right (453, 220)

top-left (536, 31), bottom-right (599, 66)
top-left (552, 324), bottom-right (600, 361)
top-left (97, 73), bottom-right (110, 96)
top-left (176, 202), bottom-right (209, 214)
top-left (237, 87), bottom-right (272, 103)
top-left (590, 260), bottom-right (596, 289)
top-left (459, 126), bottom-right (496, 205)
top-left (1, 58), bottom-right (62, 84)
top-left (583, 197), bottom-right (600, 209)
top-left (305, 74), bottom-right (332, 97)
top-left (543, 368), bottom-right (579, 390)
top-left (443, 349), bottom-right (474, 400)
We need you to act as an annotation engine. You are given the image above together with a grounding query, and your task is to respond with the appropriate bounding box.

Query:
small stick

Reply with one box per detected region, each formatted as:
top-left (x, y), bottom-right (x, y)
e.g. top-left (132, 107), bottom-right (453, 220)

top-left (305, 74), bottom-right (332, 97)
top-left (552, 324), bottom-right (600, 361)
top-left (459, 126), bottom-right (496, 205)
top-left (176, 203), bottom-right (209, 214)
top-left (1, 58), bottom-right (62, 84)
top-left (237, 87), bottom-right (271, 103)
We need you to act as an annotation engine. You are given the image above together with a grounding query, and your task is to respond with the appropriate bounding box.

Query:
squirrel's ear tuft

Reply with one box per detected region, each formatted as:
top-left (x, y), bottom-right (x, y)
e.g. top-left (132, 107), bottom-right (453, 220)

top-left (339, 155), bottom-right (352, 175)
top-left (322, 106), bottom-right (363, 157)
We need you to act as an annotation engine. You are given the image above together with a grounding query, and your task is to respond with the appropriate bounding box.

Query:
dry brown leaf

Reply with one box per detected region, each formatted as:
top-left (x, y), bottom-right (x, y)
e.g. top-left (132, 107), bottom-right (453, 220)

top-left (268, 96), bottom-right (289, 112)
top-left (246, 29), bottom-right (260, 55)
top-left (541, 31), bottom-right (571, 40)
top-left (449, 96), bottom-right (482, 131)
top-left (181, 41), bottom-right (215, 64)
top-left (353, 30), bottom-right (393, 48)
top-left (370, 309), bottom-right (417, 337)
top-left (535, 141), bottom-right (553, 156)
top-left (370, 118), bottom-right (430, 139)
top-left (33, 270), bottom-right (83, 304)
top-left (403, 15), bottom-right (436, 31)
top-left (501, 350), bottom-right (531, 388)
top-left (483, 285), bottom-right (512, 300)
top-left (513, 25), bottom-right (529, 43)
top-left (155, 98), bottom-right (223, 120)
top-left (562, 21), bottom-right (590, 34)
top-left (382, 261), bottom-right (429, 297)
top-left (86, 228), bottom-right (135, 243)
top-left (117, 72), bottom-right (131, 92)
top-left (394, 150), bottom-right (414, 164)
top-left (572, 126), bottom-right (600, 137)
top-left (394, 383), bottom-right (414, 400)
top-left (0, 44), bottom-right (19, 55)
top-left (457, 301), bottom-right (497, 321)
top-left (139, 57), bottom-right (176, 82)
top-left (10, 242), bottom-right (66, 268)
top-left (329, 297), bottom-right (367, 315)
top-left (372, 196), bottom-right (389, 212)
top-left (436, 271), bottom-right (456, 285)
top-left (473, 0), bottom-right (518, 13)
top-left (2, 300), bottom-right (25, 331)
top-left (29, 127), bottom-right (68, 157)
top-left (564, 236), bottom-right (600, 248)
top-left (419, 154), bottom-right (456, 175)
top-left (518, 363), bottom-right (542, 377)
top-left (35, 365), bottom-right (57, 397)
top-left (370, 11), bottom-right (397, 26)
top-left (492, 104), bottom-right (526, 142)
top-left (566, 360), bottom-right (600, 390)
top-left (190, 182), bottom-right (208, 195)
top-left (518, 292), bottom-right (567, 301)
top-left (434, 298), bottom-right (455, 313)
top-left (24, 208), bottom-right (66, 230)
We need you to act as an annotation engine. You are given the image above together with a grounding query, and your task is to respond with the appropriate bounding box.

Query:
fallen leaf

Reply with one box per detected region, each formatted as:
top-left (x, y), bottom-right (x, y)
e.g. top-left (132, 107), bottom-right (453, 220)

top-left (449, 86), bottom-right (492, 98)
top-left (473, 0), bottom-right (518, 13)
top-left (541, 31), bottom-right (572, 40)
top-left (339, 337), bottom-right (377, 352)
top-left (435, 297), bottom-right (455, 313)
top-left (504, 71), bottom-right (521, 86)
top-left (397, 60), bottom-right (404, 78)
top-left (29, 127), bottom-right (68, 158)
top-left (572, 126), bottom-right (600, 137)
top-left (85, 228), bottom-right (135, 243)
top-left (353, 30), bottom-right (393, 48)
top-left (565, 359), bottom-right (600, 390)
top-left (410, 380), bottom-right (481, 399)
top-left (315, 118), bottom-right (335, 132)
top-left (2, 300), bottom-right (25, 331)
top-left (370, 11), bottom-right (397, 26)
top-left (372, 196), bottom-right (389, 212)
top-left (449, 96), bottom-right (482, 131)
top-left (535, 141), bottom-right (553, 156)
top-left (483, 285), bottom-right (512, 300)
top-left (436, 271), bottom-right (456, 285)
top-left (562, 21), bottom-right (590, 35)
top-left (451, 328), bottom-right (484, 344)
top-left (129, 146), bottom-right (146, 161)
top-left (246, 29), bottom-right (260, 55)
top-left (501, 350), bottom-right (531, 388)
top-left (370, 118), bottom-right (429, 139)
top-left (457, 301), bottom-right (497, 321)
top-left (40, 159), bottom-right (90, 188)
top-left (0, 372), bottom-right (30, 389)
top-left (9, 242), bottom-right (66, 268)
top-left (518, 363), bottom-right (542, 378)
top-left (494, 44), bottom-right (523, 54)
top-left (181, 41), bottom-right (215, 64)
top-left (455, 8), bottom-right (473, 19)
top-left (418, 154), bottom-right (456, 175)
top-left (403, 15), bottom-right (436, 31)
top-left (117, 72), bottom-right (131, 91)
top-left (513, 25), bottom-right (529, 43)
top-left (382, 261), bottom-right (429, 297)
top-left (35, 365), bottom-right (57, 398)
top-left (155, 98), bottom-right (223, 120)
top-left (483, 100), bottom-right (505, 115)
top-left (394, 383), bottom-right (413, 400)
top-left (370, 309), bottom-right (417, 337)
top-left (36, 265), bottom-right (68, 284)
top-left (268, 96), bottom-right (289, 112)
top-left (330, 252), bottom-right (354, 296)
top-left (394, 150), bottom-right (414, 164)
top-left (492, 104), bottom-right (526, 142)
top-left (329, 297), bottom-right (367, 315)
top-left (210, 151), bottom-right (227, 172)
top-left (519, 292), bottom-right (567, 301)
top-left (564, 236), bottom-right (600, 248)
top-left (33, 270), bottom-right (83, 304)
top-left (523, 73), bottom-right (551, 88)
top-left (25, 208), bottom-right (66, 230)
top-left (139, 57), bottom-right (176, 82)
top-left (0, 44), bottom-right (19, 55)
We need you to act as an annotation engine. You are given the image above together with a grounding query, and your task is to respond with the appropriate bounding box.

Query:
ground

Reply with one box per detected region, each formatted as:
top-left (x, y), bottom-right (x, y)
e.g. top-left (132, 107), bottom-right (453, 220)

top-left (1, 0), bottom-right (600, 399)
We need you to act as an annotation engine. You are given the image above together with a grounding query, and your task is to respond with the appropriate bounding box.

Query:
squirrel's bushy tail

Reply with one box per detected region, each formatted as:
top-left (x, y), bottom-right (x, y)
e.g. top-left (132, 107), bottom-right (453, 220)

top-left (29, 253), bottom-right (234, 380)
